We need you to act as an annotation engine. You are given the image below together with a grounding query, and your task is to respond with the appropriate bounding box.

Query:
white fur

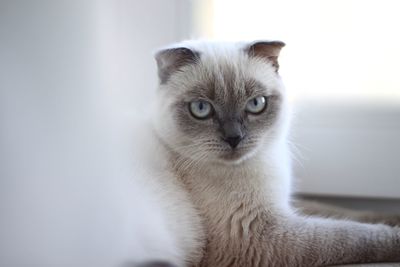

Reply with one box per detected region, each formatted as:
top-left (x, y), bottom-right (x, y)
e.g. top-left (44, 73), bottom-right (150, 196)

top-left (143, 40), bottom-right (293, 264)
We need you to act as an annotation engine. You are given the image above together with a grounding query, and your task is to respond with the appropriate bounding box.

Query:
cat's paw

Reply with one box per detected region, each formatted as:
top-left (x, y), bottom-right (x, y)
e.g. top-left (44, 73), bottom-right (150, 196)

top-left (386, 226), bottom-right (400, 261)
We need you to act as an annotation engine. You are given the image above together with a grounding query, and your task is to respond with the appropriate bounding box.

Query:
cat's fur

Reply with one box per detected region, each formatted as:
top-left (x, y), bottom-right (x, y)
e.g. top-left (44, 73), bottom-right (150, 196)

top-left (136, 40), bottom-right (400, 266)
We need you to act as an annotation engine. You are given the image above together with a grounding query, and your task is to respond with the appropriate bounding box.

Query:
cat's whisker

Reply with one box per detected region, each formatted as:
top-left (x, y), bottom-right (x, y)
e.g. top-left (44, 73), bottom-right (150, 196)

top-left (145, 40), bottom-right (400, 266)
top-left (286, 139), bottom-right (307, 169)
top-left (173, 147), bottom-right (212, 175)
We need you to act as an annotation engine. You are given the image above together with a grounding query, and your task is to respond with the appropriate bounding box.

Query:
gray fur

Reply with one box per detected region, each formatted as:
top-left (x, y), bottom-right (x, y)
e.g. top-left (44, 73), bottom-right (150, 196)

top-left (153, 40), bottom-right (400, 266)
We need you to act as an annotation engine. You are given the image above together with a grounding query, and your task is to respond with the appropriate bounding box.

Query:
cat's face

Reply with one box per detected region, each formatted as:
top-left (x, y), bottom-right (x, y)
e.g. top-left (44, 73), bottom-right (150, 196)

top-left (153, 41), bottom-right (286, 165)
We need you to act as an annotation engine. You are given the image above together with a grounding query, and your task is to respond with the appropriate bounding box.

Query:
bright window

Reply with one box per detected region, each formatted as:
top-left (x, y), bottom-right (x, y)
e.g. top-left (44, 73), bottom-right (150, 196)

top-left (193, 0), bottom-right (400, 103)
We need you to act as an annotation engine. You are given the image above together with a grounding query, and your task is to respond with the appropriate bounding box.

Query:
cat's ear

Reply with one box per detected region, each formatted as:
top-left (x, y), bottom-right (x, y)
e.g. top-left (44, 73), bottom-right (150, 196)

top-left (245, 41), bottom-right (285, 71)
top-left (155, 47), bottom-right (200, 84)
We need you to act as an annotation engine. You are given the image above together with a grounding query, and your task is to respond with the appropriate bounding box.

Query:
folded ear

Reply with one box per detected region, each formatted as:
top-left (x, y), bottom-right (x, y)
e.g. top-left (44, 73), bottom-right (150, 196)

top-left (155, 47), bottom-right (200, 84)
top-left (245, 41), bottom-right (285, 71)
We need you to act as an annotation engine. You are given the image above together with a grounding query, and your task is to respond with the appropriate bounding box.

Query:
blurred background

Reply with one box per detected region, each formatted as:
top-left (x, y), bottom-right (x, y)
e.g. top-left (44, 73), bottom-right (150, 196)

top-left (1, 0), bottom-right (400, 266)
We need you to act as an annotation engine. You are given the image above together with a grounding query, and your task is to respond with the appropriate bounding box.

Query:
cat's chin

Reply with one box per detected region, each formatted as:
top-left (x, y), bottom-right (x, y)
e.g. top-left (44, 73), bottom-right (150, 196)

top-left (217, 149), bottom-right (255, 165)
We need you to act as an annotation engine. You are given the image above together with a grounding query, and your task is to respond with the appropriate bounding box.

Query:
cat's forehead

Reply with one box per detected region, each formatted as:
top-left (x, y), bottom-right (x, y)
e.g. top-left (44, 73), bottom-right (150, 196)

top-left (182, 53), bottom-right (273, 103)
top-left (189, 60), bottom-right (266, 101)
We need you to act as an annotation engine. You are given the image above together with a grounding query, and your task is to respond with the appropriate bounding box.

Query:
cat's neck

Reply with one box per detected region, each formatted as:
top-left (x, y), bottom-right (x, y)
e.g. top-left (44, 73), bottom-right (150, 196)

top-left (167, 143), bottom-right (292, 213)
top-left (171, 149), bottom-right (263, 185)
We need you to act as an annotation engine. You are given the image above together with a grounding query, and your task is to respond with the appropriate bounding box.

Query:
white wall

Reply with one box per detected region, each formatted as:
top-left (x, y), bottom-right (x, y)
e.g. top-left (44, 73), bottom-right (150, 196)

top-left (0, 1), bottom-right (191, 266)
top-left (96, 0), bottom-right (193, 111)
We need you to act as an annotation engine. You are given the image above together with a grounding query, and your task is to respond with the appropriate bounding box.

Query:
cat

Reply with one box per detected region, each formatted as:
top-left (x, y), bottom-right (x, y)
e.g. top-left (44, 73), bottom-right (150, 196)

top-left (133, 40), bottom-right (400, 267)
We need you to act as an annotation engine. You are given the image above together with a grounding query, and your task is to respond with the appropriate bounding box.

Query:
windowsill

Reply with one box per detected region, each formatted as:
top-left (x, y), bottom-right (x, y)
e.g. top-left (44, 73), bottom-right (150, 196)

top-left (292, 100), bottom-right (400, 199)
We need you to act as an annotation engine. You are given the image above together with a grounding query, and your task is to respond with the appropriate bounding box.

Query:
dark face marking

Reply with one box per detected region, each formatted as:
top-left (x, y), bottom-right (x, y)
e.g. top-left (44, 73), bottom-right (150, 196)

top-left (170, 60), bottom-right (282, 162)
top-left (221, 120), bottom-right (245, 148)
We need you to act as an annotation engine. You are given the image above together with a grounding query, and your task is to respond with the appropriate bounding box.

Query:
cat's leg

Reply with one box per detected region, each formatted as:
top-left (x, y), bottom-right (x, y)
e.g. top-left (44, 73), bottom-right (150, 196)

top-left (293, 198), bottom-right (400, 227)
top-left (264, 215), bottom-right (400, 266)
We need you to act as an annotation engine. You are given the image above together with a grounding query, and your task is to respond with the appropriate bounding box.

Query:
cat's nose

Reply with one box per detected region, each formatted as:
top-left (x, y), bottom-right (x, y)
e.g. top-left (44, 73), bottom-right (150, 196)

top-left (224, 135), bottom-right (243, 149)
top-left (221, 120), bottom-right (244, 149)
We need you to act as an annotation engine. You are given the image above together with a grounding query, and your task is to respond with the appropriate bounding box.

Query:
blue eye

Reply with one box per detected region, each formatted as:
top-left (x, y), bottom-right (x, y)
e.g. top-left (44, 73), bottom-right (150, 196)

top-left (246, 96), bottom-right (267, 114)
top-left (189, 100), bottom-right (212, 119)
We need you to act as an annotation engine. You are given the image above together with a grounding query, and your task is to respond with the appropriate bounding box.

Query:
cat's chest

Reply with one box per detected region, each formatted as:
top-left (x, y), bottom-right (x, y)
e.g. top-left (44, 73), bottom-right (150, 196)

top-left (187, 184), bottom-right (269, 266)
top-left (197, 198), bottom-right (269, 267)
top-left (175, 164), bottom-right (273, 266)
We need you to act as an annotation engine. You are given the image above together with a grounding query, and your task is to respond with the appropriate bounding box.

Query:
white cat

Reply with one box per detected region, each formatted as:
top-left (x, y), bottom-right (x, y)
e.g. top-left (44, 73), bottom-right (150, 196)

top-left (2, 38), bottom-right (398, 267)
top-left (130, 40), bottom-right (400, 266)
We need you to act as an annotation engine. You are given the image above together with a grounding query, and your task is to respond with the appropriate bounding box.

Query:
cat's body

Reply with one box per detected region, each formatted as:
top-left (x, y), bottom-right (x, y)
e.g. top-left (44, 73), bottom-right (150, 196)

top-left (134, 40), bottom-right (400, 266)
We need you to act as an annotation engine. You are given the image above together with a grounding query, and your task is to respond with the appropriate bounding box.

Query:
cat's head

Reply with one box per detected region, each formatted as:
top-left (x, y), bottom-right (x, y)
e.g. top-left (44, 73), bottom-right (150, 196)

top-left (153, 40), bottom-right (287, 165)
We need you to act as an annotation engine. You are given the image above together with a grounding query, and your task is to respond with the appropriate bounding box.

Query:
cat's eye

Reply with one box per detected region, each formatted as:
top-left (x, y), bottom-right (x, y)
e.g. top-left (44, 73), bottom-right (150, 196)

top-left (189, 100), bottom-right (213, 119)
top-left (246, 96), bottom-right (267, 114)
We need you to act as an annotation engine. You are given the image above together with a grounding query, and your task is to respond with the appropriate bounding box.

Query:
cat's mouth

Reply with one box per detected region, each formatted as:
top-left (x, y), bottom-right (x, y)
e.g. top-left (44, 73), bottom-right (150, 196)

top-left (218, 146), bottom-right (252, 163)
